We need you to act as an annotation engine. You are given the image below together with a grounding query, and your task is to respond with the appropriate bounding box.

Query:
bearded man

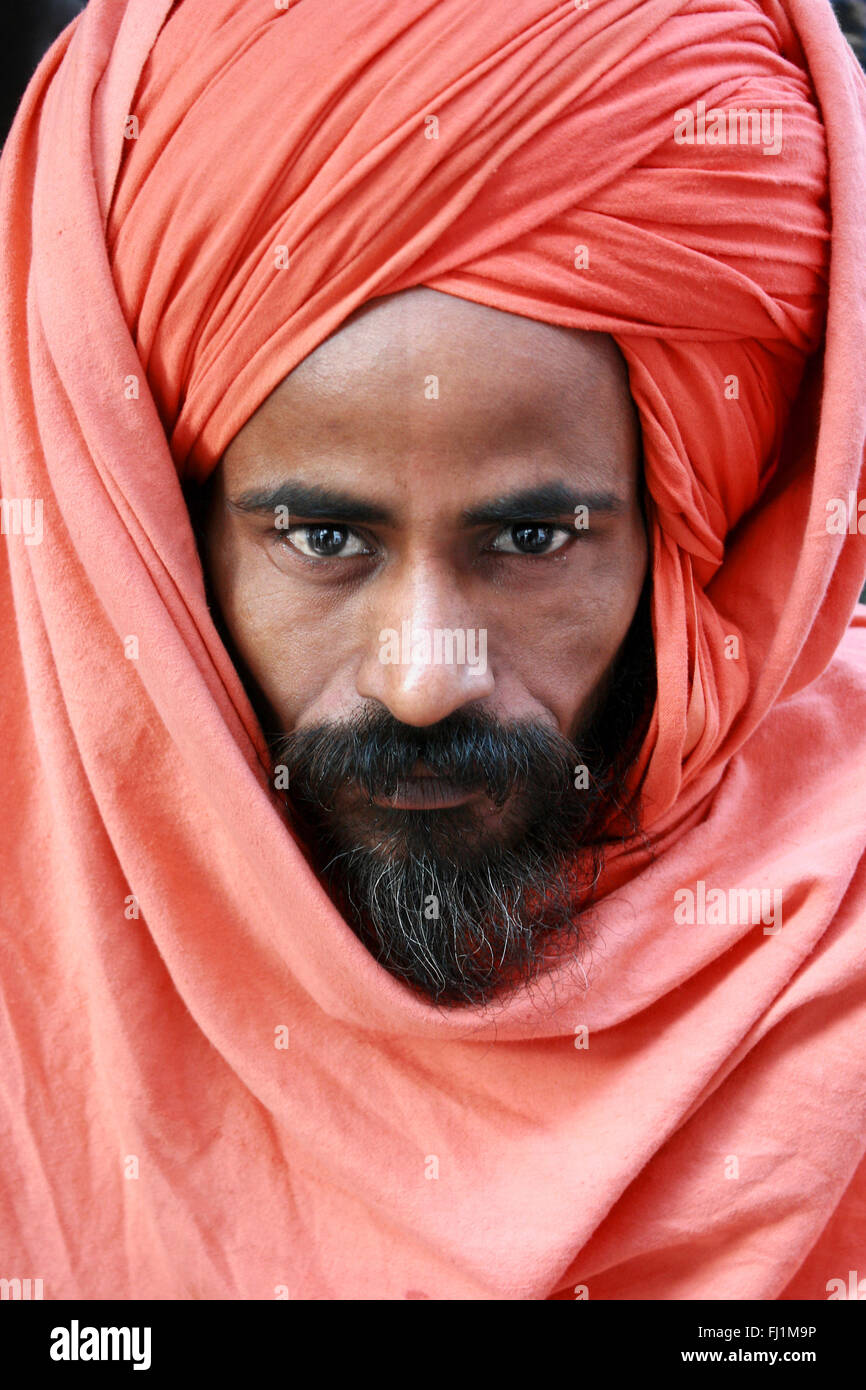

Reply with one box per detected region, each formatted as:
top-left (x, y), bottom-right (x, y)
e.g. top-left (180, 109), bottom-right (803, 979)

top-left (1, 0), bottom-right (865, 1301)
top-left (192, 291), bottom-right (657, 1007)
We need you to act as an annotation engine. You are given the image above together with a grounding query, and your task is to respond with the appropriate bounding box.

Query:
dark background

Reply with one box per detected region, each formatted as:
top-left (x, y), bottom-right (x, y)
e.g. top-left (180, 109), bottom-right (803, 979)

top-left (1, 1), bottom-right (86, 142)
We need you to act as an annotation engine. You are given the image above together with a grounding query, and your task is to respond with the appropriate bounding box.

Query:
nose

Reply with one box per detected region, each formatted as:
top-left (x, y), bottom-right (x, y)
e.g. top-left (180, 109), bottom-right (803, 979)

top-left (355, 567), bottom-right (495, 727)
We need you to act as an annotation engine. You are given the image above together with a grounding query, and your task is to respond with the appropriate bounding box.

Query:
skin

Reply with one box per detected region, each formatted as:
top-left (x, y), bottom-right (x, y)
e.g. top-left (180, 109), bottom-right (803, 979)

top-left (201, 286), bottom-right (649, 820)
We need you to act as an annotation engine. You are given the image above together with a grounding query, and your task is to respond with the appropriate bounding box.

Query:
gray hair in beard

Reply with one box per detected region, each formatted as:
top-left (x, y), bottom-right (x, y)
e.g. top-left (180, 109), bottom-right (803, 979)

top-left (266, 594), bottom-right (654, 1009)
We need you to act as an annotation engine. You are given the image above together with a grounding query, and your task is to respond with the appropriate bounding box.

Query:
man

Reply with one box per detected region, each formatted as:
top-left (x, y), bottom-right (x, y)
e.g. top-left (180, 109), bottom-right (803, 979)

top-left (195, 291), bottom-right (656, 1007)
top-left (1, 0), bottom-right (864, 1302)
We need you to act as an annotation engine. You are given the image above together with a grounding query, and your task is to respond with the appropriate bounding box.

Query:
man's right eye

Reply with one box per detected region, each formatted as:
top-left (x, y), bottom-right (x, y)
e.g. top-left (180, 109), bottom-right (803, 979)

top-left (277, 524), bottom-right (372, 559)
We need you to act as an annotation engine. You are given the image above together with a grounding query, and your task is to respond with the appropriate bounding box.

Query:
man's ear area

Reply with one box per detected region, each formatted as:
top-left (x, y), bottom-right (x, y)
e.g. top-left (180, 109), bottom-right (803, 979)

top-left (185, 465), bottom-right (221, 548)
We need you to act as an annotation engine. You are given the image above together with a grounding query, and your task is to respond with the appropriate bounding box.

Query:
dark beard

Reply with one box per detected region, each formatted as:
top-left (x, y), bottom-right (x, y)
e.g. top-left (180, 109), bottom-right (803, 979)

top-left (267, 585), bottom-right (655, 1008)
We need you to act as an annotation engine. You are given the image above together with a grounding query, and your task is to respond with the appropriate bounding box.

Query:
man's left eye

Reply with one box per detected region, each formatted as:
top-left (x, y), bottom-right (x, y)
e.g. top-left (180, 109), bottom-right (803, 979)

top-left (488, 523), bottom-right (571, 555)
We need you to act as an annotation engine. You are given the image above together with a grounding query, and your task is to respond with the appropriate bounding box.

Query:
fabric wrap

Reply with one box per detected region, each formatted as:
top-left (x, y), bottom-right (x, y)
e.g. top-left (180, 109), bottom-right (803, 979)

top-left (0, 0), bottom-right (865, 1299)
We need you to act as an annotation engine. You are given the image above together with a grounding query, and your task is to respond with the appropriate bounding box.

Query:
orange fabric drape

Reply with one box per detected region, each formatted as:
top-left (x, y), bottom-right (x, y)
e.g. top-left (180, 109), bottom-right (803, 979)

top-left (1, 0), bottom-right (864, 1299)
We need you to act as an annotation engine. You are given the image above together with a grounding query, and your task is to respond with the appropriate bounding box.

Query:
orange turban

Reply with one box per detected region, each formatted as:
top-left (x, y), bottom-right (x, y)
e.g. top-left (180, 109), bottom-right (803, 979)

top-left (1, 0), bottom-right (865, 1298)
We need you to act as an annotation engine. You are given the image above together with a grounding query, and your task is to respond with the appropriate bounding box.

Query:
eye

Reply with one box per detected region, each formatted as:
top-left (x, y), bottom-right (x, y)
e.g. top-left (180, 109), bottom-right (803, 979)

top-left (488, 523), bottom-right (572, 555)
top-left (278, 524), bottom-right (372, 559)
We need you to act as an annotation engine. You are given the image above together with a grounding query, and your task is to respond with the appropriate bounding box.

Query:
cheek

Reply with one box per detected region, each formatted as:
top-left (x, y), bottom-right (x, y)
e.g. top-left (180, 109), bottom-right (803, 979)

top-left (241, 604), bottom-right (349, 724)
top-left (492, 526), bottom-right (648, 726)
top-left (207, 537), bottom-right (352, 723)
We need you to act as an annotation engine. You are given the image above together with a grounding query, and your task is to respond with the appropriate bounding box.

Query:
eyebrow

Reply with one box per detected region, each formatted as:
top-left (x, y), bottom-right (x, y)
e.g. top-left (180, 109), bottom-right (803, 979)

top-left (229, 481), bottom-right (390, 524)
top-left (228, 479), bottom-right (626, 525)
top-left (460, 482), bottom-right (625, 525)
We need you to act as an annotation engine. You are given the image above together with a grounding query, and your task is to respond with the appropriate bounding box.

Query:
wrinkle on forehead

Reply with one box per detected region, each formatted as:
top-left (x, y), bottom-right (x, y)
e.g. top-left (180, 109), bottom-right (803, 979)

top-left (227, 287), bottom-right (640, 481)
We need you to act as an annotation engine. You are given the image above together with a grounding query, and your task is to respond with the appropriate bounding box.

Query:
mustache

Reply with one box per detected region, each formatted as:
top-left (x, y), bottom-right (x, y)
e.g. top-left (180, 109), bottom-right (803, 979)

top-left (268, 706), bottom-right (591, 809)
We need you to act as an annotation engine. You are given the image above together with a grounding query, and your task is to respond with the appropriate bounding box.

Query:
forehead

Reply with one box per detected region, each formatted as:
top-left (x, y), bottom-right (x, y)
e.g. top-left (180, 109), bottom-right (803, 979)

top-left (220, 287), bottom-right (640, 499)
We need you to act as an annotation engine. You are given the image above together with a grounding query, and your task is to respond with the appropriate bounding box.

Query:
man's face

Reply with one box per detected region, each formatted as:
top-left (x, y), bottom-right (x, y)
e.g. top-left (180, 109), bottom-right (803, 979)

top-left (200, 287), bottom-right (652, 1006)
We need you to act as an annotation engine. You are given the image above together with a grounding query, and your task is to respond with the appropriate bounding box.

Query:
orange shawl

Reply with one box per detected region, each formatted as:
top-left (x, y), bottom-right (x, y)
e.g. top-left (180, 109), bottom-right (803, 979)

top-left (1, 0), bottom-right (864, 1298)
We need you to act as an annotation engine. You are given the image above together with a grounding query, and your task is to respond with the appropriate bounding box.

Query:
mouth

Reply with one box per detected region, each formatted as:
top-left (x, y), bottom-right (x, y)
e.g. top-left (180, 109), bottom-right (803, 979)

top-left (369, 776), bottom-right (485, 811)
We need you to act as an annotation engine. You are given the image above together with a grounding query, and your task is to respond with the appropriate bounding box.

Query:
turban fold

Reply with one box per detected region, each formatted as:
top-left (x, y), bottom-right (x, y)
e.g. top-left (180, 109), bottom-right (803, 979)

top-left (1, 0), bottom-right (865, 1299)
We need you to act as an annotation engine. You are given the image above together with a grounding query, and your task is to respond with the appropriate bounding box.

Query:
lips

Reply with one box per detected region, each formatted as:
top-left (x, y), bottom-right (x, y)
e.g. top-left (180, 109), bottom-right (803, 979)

top-left (370, 776), bottom-right (484, 810)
